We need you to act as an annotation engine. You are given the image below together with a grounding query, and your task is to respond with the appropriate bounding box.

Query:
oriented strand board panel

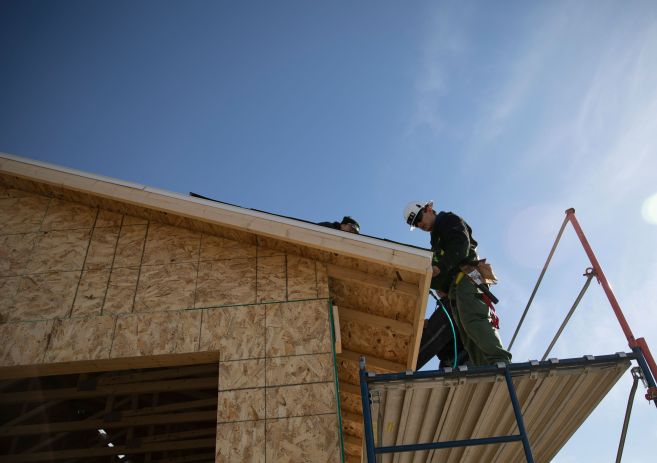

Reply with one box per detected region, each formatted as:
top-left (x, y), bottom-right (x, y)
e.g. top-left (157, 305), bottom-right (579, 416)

top-left (216, 420), bottom-right (266, 463)
top-left (0, 320), bottom-right (54, 365)
top-left (0, 232), bottom-right (39, 276)
top-left (44, 316), bottom-right (116, 363)
top-left (84, 226), bottom-right (120, 269)
top-left (200, 305), bottom-right (265, 361)
top-left (265, 414), bottom-right (341, 462)
top-left (364, 355), bottom-right (631, 463)
top-left (340, 319), bottom-right (409, 365)
top-left (265, 299), bottom-right (332, 357)
top-left (330, 278), bottom-right (417, 324)
top-left (142, 223), bottom-right (201, 265)
top-left (41, 198), bottom-right (96, 230)
top-left (196, 259), bottom-right (257, 307)
top-left (10, 271), bottom-right (81, 321)
top-left (266, 353), bottom-right (334, 386)
top-left (0, 195), bottom-right (50, 234)
top-left (110, 310), bottom-right (202, 358)
top-left (256, 255), bottom-right (286, 303)
top-left (134, 262), bottom-right (197, 312)
top-left (287, 255), bottom-right (318, 300)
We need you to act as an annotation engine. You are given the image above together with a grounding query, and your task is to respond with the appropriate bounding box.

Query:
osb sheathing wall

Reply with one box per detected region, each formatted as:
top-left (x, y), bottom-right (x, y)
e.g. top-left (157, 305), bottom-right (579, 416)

top-left (0, 185), bottom-right (341, 462)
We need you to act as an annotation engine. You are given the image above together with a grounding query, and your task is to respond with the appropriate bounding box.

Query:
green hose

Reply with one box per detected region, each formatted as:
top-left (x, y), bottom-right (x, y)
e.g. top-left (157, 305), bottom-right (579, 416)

top-left (434, 292), bottom-right (458, 369)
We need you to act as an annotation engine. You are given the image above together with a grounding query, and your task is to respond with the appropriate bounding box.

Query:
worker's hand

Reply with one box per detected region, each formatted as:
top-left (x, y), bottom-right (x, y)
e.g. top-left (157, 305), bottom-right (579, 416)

top-left (432, 266), bottom-right (440, 277)
top-left (437, 290), bottom-right (447, 298)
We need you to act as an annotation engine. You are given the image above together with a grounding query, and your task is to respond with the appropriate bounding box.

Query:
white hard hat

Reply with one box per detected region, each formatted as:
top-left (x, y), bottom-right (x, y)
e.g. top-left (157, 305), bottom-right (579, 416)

top-left (403, 200), bottom-right (433, 230)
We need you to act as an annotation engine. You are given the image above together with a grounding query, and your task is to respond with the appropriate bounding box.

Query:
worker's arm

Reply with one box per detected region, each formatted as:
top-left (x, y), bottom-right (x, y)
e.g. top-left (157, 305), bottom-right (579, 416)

top-left (435, 214), bottom-right (470, 275)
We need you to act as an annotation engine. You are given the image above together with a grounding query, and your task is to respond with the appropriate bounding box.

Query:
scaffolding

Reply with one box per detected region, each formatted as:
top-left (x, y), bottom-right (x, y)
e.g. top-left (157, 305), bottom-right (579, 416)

top-left (359, 208), bottom-right (656, 462)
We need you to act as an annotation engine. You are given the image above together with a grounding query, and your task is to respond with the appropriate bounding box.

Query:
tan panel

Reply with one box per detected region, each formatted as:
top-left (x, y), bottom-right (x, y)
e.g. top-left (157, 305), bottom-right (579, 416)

top-left (200, 305), bottom-right (265, 361)
top-left (219, 358), bottom-right (265, 391)
top-left (317, 262), bottom-right (330, 298)
top-left (266, 353), bottom-right (334, 386)
top-left (10, 271), bottom-right (80, 321)
top-left (0, 232), bottom-right (38, 276)
top-left (330, 279), bottom-right (416, 324)
top-left (217, 388), bottom-right (265, 422)
top-left (340, 319), bottom-right (409, 365)
top-left (142, 222), bottom-right (201, 265)
top-left (343, 411), bottom-right (364, 440)
top-left (256, 241), bottom-right (285, 257)
top-left (265, 414), bottom-right (340, 462)
top-left (0, 276), bottom-right (20, 320)
top-left (256, 255), bottom-right (286, 304)
top-left (26, 229), bottom-right (91, 273)
top-left (0, 196), bottom-right (49, 234)
top-left (201, 234), bottom-right (256, 260)
top-left (134, 263), bottom-right (197, 312)
top-left (44, 315), bottom-right (116, 363)
top-left (265, 300), bottom-right (331, 357)
top-left (110, 310), bottom-right (202, 358)
top-left (287, 254), bottom-right (317, 300)
top-left (96, 209), bottom-right (123, 227)
top-left (41, 198), bottom-right (96, 231)
top-left (72, 268), bottom-right (111, 316)
top-left (84, 226), bottom-right (120, 270)
top-left (123, 215), bottom-right (147, 225)
top-left (103, 267), bottom-right (139, 315)
top-left (114, 224), bottom-right (147, 268)
top-left (216, 420), bottom-right (265, 463)
top-left (266, 382), bottom-right (336, 418)
top-left (195, 259), bottom-right (256, 308)
top-left (337, 357), bottom-right (392, 388)
top-left (340, 388), bottom-right (363, 415)
top-left (0, 320), bottom-right (53, 366)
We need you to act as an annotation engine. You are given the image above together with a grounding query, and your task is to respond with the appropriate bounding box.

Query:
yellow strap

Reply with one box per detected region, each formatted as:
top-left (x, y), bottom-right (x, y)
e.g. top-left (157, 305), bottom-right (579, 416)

top-left (455, 271), bottom-right (465, 285)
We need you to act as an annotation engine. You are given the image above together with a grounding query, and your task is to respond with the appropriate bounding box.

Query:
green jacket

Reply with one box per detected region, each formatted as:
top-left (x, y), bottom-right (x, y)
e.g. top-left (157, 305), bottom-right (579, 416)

top-left (430, 211), bottom-right (479, 292)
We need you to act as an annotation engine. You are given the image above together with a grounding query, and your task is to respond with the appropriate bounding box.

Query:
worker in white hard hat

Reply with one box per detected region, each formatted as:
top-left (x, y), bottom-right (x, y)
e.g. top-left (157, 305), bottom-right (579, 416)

top-left (404, 200), bottom-right (511, 366)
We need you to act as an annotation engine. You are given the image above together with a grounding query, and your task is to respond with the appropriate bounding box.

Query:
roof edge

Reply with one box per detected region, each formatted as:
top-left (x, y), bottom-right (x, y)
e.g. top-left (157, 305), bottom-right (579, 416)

top-left (0, 153), bottom-right (433, 273)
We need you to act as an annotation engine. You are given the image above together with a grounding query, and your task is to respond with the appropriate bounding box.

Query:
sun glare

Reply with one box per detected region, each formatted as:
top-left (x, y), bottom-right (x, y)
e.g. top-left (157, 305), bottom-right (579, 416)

top-left (641, 193), bottom-right (657, 225)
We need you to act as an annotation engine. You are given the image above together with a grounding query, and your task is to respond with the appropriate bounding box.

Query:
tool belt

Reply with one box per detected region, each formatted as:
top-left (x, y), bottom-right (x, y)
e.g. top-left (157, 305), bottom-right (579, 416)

top-left (456, 259), bottom-right (501, 329)
top-left (459, 259), bottom-right (498, 285)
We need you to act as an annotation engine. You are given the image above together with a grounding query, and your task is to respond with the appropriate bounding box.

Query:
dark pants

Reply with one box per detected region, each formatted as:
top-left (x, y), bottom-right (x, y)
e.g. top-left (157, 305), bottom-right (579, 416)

top-left (449, 277), bottom-right (511, 366)
top-left (416, 298), bottom-right (467, 370)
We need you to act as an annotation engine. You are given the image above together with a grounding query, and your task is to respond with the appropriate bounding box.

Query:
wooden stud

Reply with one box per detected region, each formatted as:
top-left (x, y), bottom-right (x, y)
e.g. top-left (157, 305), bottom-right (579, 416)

top-left (333, 304), bottom-right (342, 354)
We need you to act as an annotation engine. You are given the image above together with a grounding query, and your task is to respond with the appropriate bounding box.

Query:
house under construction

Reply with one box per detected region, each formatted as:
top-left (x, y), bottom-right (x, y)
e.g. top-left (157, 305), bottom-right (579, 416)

top-left (0, 153), bottom-right (655, 462)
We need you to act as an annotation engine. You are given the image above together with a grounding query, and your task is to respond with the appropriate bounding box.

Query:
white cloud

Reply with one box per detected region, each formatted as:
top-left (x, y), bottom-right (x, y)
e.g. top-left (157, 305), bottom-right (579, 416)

top-left (405, 4), bottom-right (471, 136)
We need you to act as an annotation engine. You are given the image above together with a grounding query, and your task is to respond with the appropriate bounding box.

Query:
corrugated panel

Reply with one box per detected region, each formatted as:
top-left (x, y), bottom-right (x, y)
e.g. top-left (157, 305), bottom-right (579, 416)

top-left (366, 355), bottom-right (631, 463)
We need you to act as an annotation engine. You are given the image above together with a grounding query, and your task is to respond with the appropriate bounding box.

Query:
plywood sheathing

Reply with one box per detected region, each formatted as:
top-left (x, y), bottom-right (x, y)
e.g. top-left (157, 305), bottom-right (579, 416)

top-left (215, 300), bottom-right (340, 462)
top-left (216, 420), bottom-right (266, 462)
top-left (1, 155), bottom-right (434, 461)
top-left (266, 414), bottom-right (340, 461)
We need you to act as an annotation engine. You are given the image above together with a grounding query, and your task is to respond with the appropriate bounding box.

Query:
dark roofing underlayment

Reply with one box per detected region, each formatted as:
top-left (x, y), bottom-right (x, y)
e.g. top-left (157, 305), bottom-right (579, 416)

top-left (189, 191), bottom-right (431, 251)
top-left (365, 354), bottom-right (632, 463)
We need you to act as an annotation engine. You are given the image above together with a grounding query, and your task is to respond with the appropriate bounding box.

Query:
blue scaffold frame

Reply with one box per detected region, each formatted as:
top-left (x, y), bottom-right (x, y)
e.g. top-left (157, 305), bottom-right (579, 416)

top-left (358, 353), bottom-right (640, 463)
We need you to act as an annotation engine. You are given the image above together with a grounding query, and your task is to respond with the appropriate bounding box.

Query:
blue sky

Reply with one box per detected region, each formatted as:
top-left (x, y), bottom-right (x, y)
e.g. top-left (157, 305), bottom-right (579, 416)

top-left (1, 1), bottom-right (656, 461)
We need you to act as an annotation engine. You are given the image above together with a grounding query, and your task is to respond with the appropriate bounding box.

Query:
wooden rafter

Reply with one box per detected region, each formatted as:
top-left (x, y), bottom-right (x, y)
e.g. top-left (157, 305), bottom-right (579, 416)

top-left (1, 410), bottom-right (216, 437)
top-left (0, 438), bottom-right (216, 462)
top-left (327, 264), bottom-right (419, 296)
top-left (338, 349), bottom-right (406, 373)
top-left (0, 377), bottom-right (217, 404)
top-left (338, 306), bottom-right (414, 337)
